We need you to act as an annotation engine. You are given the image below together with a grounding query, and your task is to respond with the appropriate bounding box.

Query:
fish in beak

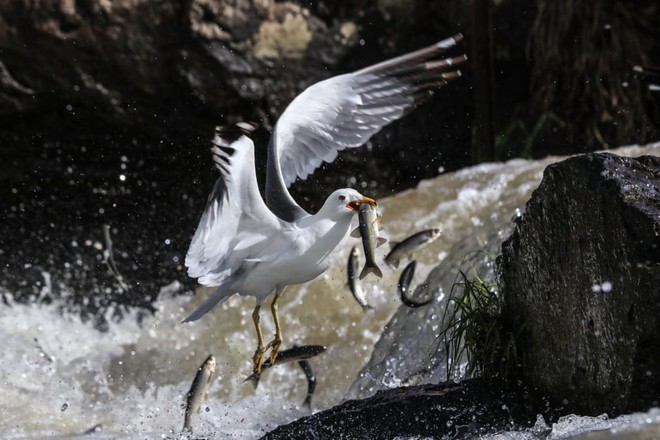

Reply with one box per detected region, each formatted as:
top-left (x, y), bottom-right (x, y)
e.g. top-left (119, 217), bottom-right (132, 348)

top-left (347, 196), bottom-right (377, 211)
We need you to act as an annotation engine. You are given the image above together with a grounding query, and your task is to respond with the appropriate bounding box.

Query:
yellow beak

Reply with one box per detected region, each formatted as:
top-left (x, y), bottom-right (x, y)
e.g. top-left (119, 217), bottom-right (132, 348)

top-left (347, 196), bottom-right (377, 211)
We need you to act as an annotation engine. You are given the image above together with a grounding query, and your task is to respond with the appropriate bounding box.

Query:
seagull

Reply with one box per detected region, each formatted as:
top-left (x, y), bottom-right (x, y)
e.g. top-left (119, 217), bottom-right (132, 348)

top-left (183, 34), bottom-right (466, 376)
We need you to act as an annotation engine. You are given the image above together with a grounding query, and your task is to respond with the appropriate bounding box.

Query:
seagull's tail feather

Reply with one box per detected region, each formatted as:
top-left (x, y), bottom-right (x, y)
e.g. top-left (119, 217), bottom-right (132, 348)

top-left (182, 285), bottom-right (236, 323)
top-left (214, 122), bottom-right (258, 147)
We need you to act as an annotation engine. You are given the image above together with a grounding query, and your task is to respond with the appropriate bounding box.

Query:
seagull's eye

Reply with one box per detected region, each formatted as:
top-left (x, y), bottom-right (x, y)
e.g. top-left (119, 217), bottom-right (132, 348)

top-left (338, 195), bottom-right (346, 201)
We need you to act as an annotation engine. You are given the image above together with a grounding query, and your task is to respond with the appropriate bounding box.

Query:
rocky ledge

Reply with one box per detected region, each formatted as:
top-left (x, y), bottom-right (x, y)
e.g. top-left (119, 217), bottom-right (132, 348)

top-left (262, 380), bottom-right (549, 440)
top-left (500, 152), bottom-right (660, 414)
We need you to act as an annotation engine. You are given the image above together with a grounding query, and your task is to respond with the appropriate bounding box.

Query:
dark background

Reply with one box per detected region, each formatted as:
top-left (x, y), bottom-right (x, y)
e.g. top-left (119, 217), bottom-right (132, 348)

top-left (1, 0), bottom-right (659, 326)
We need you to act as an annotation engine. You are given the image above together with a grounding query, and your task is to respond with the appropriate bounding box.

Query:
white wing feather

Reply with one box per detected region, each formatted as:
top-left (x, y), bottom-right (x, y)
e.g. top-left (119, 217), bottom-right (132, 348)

top-left (274, 73), bottom-right (406, 186)
top-left (185, 129), bottom-right (284, 287)
top-left (264, 34), bottom-right (466, 221)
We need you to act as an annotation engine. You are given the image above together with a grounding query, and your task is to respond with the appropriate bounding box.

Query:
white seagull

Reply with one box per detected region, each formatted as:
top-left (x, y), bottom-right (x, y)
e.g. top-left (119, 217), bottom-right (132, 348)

top-left (183, 34), bottom-right (466, 375)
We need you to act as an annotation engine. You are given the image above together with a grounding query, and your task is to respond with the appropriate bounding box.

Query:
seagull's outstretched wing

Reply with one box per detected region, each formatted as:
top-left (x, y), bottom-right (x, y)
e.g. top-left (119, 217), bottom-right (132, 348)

top-left (265, 34), bottom-right (466, 222)
top-left (185, 123), bottom-right (284, 287)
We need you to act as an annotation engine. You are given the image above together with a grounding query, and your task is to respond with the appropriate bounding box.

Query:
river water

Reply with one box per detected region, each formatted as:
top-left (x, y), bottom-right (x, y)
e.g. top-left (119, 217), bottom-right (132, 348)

top-left (1, 143), bottom-right (658, 439)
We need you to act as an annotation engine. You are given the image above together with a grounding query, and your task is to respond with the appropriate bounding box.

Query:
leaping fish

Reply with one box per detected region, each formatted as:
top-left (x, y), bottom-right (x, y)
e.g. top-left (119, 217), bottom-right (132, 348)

top-left (385, 229), bottom-right (441, 269)
top-left (183, 354), bottom-right (216, 433)
top-left (246, 345), bottom-right (327, 388)
top-left (346, 246), bottom-right (373, 310)
top-left (398, 260), bottom-right (433, 308)
top-left (298, 359), bottom-right (316, 410)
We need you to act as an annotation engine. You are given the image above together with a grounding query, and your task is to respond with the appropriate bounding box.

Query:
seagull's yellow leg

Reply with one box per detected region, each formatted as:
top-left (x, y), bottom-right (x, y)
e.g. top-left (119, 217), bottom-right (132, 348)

top-left (265, 289), bottom-right (284, 365)
top-left (252, 304), bottom-right (267, 375)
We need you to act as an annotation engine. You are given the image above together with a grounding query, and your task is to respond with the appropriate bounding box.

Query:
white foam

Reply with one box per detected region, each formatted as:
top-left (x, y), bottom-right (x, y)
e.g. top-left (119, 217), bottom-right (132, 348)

top-left (0, 289), bottom-right (307, 439)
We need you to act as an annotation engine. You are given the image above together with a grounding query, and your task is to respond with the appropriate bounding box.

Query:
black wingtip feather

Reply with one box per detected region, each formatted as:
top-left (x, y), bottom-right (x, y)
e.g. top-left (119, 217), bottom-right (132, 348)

top-left (632, 65), bottom-right (660, 82)
top-left (356, 34), bottom-right (465, 77)
top-left (214, 122), bottom-right (258, 145)
top-left (208, 122), bottom-right (257, 175)
top-left (354, 50), bottom-right (466, 97)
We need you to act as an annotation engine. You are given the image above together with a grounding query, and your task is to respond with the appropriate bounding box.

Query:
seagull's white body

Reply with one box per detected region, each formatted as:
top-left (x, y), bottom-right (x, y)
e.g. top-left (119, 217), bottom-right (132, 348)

top-left (245, 220), bottom-right (349, 290)
top-left (183, 34), bottom-right (466, 329)
top-left (213, 205), bottom-right (353, 300)
top-left (182, 129), bottom-right (367, 321)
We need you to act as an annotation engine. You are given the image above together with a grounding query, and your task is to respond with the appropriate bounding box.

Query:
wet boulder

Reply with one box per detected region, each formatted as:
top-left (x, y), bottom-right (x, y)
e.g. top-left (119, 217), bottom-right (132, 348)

top-left (499, 153), bottom-right (660, 415)
top-left (262, 380), bottom-right (547, 440)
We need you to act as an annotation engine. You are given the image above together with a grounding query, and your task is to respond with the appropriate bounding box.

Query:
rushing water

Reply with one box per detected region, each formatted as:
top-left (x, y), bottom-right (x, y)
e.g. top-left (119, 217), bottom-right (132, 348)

top-left (1, 143), bottom-right (658, 439)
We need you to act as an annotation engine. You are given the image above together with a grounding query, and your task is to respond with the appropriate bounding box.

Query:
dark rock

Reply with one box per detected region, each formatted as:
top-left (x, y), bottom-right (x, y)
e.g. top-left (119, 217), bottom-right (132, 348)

top-left (0, 0), bottom-right (360, 134)
top-left (499, 153), bottom-right (660, 415)
top-left (0, 0), bottom-right (473, 142)
top-left (261, 380), bottom-right (548, 440)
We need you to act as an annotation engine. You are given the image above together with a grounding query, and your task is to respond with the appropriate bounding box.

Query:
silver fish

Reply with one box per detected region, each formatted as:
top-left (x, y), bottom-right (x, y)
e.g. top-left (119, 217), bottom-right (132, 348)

top-left (298, 359), bottom-right (316, 409)
top-left (183, 354), bottom-right (216, 433)
top-left (346, 246), bottom-right (372, 310)
top-left (246, 345), bottom-right (327, 388)
top-left (385, 229), bottom-right (441, 269)
top-left (350, 205), bottom-right (388, 247)
top-left (264, 344), bottom-right (326, 365)
top-left (398, 260), bottom-right (433, 308)
top-left (353, 203), bottom-right (384, 279)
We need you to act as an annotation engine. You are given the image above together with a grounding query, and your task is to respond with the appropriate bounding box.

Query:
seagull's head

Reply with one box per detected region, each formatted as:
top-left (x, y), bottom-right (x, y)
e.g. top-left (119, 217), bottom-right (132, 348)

top-left (320, 188), bottom-right (377, 219)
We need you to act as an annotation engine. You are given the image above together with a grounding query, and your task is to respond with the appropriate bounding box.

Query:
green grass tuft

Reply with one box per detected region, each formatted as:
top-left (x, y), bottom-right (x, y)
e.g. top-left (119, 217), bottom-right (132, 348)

top-left (438, 251), bottom-right (522, 383)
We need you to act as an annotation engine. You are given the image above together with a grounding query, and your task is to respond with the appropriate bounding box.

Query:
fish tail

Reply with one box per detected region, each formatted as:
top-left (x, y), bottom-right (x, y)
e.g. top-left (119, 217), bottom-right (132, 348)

top-left (244, 372), bottom-right (261, 389)
top-left (359, 264), bottom-right (383, 280)
top-left (182, 415), bottom-right (193, 433)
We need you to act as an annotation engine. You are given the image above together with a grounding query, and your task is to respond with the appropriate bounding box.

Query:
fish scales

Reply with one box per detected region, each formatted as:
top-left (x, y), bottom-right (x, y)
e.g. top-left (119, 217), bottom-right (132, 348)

top-left (356, 203), bottom-right (384, 279)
